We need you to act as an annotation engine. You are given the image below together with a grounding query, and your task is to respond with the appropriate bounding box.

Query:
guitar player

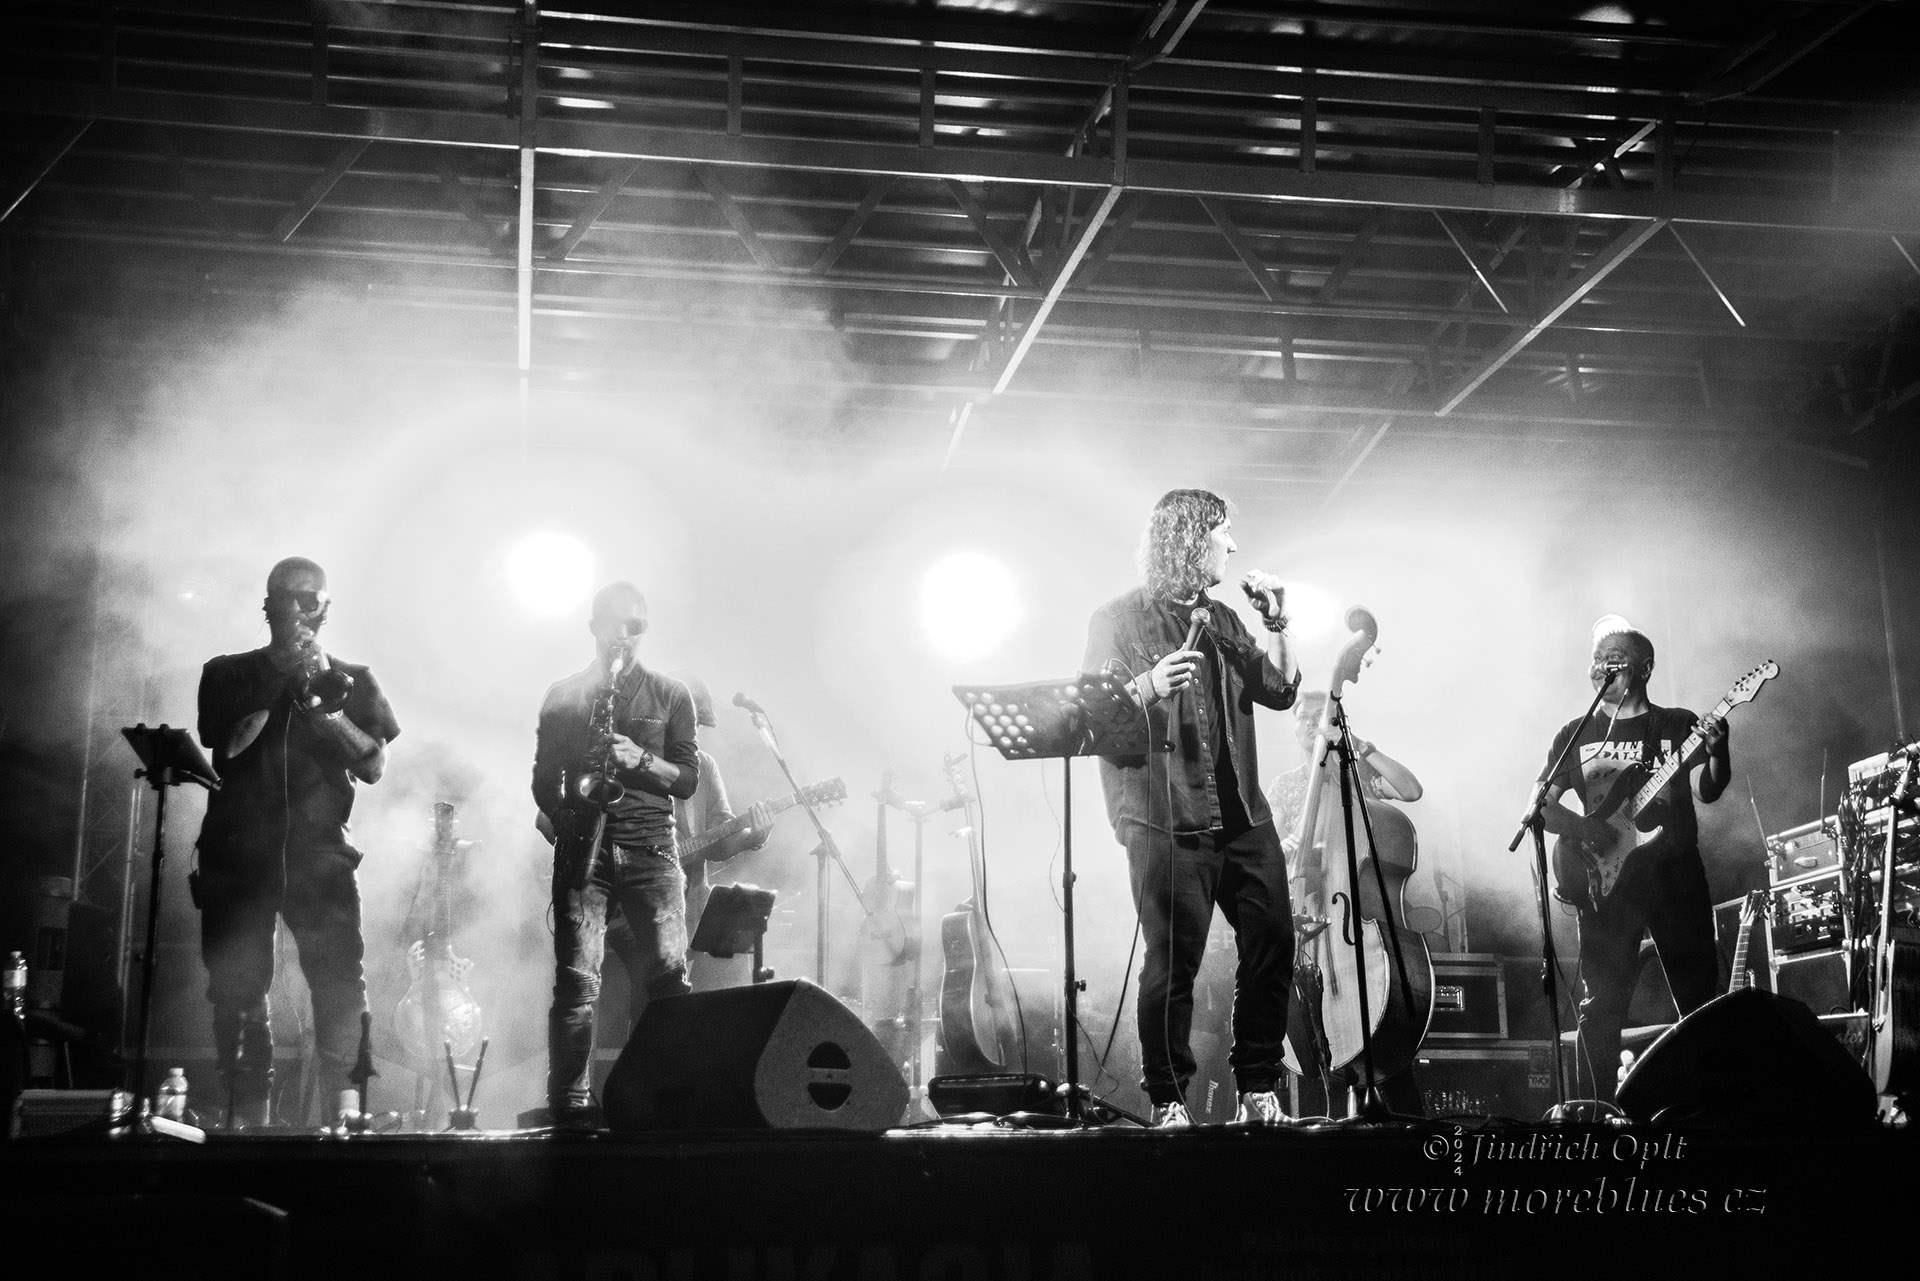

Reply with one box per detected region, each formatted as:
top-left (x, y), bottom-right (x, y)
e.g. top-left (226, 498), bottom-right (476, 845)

top-left (1540, 615), bottom-right (1730, 1105)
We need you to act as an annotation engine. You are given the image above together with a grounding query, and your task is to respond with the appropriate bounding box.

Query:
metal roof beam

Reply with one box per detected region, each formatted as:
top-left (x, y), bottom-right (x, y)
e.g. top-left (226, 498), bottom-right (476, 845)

top-left (269, 138), bottom-right (367, 242)
top-left (1434, 217), bottom-right (1669, 415)
top-left (545, 157), bottom-right (638, 261)
top-left (8, 79), bottom-right (1920, 233)
top-left (0, 120), bottom-right (90, 226)
top-left (1199, 197), bottom-right (1285, 304)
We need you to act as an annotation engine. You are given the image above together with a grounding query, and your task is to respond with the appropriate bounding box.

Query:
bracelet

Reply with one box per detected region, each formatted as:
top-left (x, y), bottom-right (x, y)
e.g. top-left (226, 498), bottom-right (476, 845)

top-left (1263, 614), bottom-right (1290, 634)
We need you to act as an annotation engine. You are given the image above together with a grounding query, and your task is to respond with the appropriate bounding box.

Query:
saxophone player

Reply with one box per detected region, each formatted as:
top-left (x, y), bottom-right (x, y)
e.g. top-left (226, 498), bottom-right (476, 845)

top-left (532, 581), bottom-right (699, 1132)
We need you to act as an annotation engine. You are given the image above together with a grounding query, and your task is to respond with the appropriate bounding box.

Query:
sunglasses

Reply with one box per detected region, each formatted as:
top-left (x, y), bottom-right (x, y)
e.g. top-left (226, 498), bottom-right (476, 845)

top-left (611, 618), bottom-right (646, 638)
top-left (270, 589), bottom-right (330, 614)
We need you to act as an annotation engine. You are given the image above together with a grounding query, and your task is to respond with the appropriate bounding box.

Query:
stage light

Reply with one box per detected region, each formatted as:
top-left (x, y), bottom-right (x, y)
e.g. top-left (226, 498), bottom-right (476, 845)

top-left (506, 531), bottom-right (594, 617)
top-left (1281, 581), bottom-right (1339, 643)
top-left (920, 551), bottom-right (1020, 660)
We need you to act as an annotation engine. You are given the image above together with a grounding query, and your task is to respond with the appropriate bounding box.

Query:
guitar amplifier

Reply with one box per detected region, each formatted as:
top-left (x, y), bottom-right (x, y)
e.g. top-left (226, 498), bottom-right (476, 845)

top-left (1427, 954), bottom-right (1508, 1040)
top-left (1766, 819), bottom-right (1840, 881)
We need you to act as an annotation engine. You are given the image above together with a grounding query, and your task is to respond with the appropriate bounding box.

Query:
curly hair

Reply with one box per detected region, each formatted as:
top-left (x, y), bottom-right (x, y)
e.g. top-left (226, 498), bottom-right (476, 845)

top-left (1138, 488), bottom-right (1231, 600)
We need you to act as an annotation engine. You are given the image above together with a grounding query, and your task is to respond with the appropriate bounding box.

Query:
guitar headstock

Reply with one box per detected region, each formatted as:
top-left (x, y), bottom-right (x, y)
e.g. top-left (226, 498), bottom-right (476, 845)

top-left (1739, 887), bottom-right (1767, 925)
top-left (1724, 660), bottom-right (1780, 709)
top-left (941, 751), bottom-right (973, 807)
top-left (806, 777), bottom-right (849, 808)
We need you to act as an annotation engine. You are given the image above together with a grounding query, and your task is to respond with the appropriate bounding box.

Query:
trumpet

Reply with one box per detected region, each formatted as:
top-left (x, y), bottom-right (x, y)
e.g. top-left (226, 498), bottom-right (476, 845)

top-left (572, 641), bottom-right (632, 807)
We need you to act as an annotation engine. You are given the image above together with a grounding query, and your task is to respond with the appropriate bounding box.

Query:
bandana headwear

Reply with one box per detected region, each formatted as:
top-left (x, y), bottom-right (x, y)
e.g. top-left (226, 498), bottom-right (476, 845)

top-left (1591, 614), bottom-right (1654, 660)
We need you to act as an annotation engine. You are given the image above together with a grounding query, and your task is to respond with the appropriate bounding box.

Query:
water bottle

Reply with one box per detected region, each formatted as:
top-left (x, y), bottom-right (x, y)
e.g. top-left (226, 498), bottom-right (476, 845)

top-left (156, 1067), bottom-right (189, 1122)
top-left (3, 952), bottom-right (24, 1022)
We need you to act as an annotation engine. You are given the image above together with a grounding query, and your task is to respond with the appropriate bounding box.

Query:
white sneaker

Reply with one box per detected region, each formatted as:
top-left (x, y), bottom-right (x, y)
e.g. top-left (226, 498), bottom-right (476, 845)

top-left (1149, 1101), bottom-right (1195, 1128)
top-left (1232, 1090), bottom-right (1290, 1125)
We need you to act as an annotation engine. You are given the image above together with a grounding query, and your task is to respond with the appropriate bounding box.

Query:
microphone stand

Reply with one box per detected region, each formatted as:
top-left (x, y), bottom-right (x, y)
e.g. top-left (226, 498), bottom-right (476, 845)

top-left (1506, 675), bottom-right (1617, 1123)
top-left (740, 700), bottom-right (867, 986)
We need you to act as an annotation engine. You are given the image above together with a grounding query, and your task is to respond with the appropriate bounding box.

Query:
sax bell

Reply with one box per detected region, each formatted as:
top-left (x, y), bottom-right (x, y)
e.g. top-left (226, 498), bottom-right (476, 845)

top-left (573, 770), bottom-right (625, 806)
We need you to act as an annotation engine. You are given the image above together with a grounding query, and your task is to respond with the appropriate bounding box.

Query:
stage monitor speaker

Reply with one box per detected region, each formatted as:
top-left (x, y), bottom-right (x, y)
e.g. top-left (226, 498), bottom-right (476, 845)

top-left (1616, 987), bottom-right (1875, 1126)
top-left (605, 979), bottom-right (908, 1133)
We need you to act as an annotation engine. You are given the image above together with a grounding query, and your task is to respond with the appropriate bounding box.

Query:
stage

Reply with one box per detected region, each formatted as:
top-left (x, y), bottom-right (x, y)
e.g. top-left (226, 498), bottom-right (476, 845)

top-left (4, 1116), bottom-right (1912, 1281)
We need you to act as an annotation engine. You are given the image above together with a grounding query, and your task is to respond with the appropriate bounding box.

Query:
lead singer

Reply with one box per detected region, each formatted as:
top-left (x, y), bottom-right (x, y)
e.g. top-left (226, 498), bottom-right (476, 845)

top-left (532, 581), bottom-right (699, 1131)
top-left (1083, 489), bottom-right (1301, 1127)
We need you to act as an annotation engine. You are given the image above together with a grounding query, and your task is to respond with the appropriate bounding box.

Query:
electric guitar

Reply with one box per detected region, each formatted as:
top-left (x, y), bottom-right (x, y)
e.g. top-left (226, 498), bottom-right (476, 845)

top-left (1552, 660), bottom-right (1778, 913)
top-left (678, 777), bottom-right (847, 869)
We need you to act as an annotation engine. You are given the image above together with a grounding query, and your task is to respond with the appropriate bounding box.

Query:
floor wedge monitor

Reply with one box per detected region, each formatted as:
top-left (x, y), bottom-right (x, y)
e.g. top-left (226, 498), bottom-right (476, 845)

top-left (605, 979), bottom-right (908, 1132)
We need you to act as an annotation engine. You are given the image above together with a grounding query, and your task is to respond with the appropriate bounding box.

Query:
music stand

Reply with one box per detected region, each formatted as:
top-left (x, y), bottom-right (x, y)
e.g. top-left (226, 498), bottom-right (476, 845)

top-left (117, 723), bottom-right (219, 1142)
top-left (691, 884), bottom-right (778, 984)
top-left (954, 673), bottom-right (1148, 1125)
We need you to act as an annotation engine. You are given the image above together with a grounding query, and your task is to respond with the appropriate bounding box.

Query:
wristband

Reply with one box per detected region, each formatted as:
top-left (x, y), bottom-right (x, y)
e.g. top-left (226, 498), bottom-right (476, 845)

top-left (1264, 614), bottom-right (1290, 634)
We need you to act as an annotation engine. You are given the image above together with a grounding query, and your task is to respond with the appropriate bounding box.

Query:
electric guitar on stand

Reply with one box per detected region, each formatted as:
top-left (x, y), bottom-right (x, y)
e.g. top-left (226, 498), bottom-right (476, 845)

top-left (1553, 661), bottom-right (1779, 913)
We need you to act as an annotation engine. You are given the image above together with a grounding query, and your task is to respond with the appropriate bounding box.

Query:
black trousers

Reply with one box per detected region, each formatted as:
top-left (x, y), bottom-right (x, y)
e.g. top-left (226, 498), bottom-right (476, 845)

top-left (1124, 820), bottom-right (1294, 1104)
top-left (1574, 845), bottom-right (1720, 1103)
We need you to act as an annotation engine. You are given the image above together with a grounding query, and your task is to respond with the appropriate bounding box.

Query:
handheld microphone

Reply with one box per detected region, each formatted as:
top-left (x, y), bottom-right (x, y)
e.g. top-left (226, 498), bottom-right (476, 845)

top-left (1240, 576), bottom-right (1284, 627)
top-left (733, 691), bottom-right (766, 717)
top-left (1183, 607), bottom-right (1210, 652)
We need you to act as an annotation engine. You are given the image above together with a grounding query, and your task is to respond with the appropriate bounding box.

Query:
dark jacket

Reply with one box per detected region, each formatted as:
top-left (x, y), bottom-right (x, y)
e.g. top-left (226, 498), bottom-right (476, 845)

top-left (1081, 586), bottom-right (1297, 836)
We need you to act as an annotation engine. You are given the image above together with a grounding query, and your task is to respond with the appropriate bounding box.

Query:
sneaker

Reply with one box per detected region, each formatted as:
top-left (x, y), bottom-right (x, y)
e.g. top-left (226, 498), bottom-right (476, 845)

top-left (1149, 1101), bottom-right (1195, 1129)
top-left (1232, 1090), bottom-right (1291, 1125)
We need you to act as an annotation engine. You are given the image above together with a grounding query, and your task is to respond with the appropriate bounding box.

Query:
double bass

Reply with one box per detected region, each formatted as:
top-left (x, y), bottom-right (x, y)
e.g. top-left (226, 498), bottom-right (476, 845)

top-left (1281, 608), bottom-right (1434, 1102)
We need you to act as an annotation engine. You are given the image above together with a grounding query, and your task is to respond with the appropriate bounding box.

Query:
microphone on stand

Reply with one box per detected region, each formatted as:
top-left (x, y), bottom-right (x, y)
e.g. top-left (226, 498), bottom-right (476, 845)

top-left (733, 691), bottom-right (767, 717)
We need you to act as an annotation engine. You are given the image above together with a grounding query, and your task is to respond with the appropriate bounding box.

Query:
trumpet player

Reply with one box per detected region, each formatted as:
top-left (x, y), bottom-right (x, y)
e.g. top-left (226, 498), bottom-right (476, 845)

top-left (532, 580), bottom-right (699, 1132)
top-left (193, 556), bottom-right (400, 1127)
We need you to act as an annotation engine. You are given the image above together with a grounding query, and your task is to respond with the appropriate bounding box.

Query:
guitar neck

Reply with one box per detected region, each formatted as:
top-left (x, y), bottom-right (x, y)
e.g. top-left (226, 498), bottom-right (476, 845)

top-left (681, 793), bottom-right (799, 859)
top-left (1629, 693), bottom-right (1735, 817)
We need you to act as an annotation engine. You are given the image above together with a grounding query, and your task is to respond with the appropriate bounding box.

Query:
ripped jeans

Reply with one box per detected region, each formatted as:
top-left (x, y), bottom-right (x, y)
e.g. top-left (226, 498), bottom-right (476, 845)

top-left (548, 841), bottom-right (691, 1112)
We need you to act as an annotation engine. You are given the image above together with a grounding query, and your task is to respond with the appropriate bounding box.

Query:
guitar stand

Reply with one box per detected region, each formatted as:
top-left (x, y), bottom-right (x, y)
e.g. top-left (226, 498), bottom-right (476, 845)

top-left (1507, 679), bottom-right (1620, 1125)
top-left (444, 1036), bottom-right (489, 1130)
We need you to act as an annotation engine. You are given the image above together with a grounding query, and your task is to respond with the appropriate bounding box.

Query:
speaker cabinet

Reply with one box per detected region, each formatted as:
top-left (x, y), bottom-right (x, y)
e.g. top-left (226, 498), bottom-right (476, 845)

top-left (605, 979), bottom-right (908, 1133)
top-left (1616, 988), bottom-right (1875, 1126)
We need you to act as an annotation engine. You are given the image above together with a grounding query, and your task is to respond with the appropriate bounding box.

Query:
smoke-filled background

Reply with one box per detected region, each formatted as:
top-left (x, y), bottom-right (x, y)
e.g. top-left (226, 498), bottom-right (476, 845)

top-left (3, 257), bottom-right (1916, 1121)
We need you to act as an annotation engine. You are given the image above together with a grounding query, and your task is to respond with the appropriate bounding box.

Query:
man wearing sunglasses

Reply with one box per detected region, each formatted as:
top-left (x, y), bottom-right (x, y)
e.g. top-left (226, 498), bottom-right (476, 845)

top-left (193, 556), bottom-right (401, 1128)
top-left (531, 581), bottom-right (700, 1132)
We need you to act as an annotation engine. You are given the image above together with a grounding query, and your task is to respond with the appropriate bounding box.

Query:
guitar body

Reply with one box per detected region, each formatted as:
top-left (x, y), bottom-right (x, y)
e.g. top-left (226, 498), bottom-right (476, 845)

top-left (1550, 761), bottom-right (1668, 913)
top-left (1872, 928), bottom-right (1920, 1099)
top-left (932, 757), bottom-right (1021, 1075)
top-left (395, 940), bottom-right (484, 1063)
top-left (937, 901), bottom-right (1015, 1073)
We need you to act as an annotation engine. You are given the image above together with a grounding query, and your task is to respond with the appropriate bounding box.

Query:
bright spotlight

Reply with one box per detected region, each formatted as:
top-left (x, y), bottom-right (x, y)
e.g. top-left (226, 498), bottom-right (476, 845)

top-left (507, 531), bottom-right (594, 617)
top-left (921, 552), bottom-right (1020, 660)
top-left (1281, 581), bottom-right (1340, 643)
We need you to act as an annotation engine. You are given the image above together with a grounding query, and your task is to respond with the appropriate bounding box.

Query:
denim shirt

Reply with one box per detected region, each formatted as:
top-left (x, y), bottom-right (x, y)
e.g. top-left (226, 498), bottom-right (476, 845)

top-left (1082, 586), bottom-right (1298, 837)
